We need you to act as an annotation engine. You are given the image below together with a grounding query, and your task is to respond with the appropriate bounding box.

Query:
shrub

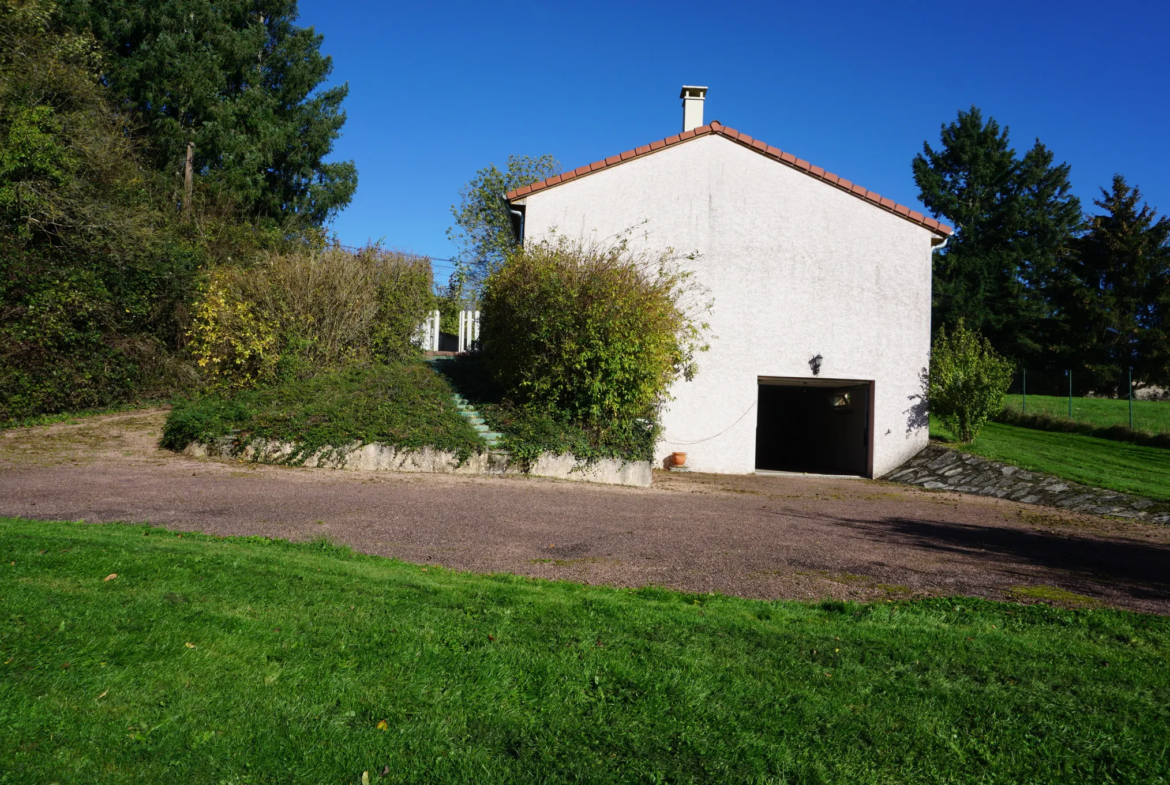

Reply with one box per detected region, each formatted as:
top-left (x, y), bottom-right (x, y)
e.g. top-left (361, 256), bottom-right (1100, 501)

top-left (161, 362), bottom-right (483, 462)
top-left (930, 320), bottom-right (1015, 443)
top-left (479, 237), bottom-right (708, 425)
top-left (188, 246), bottom-right (432, 389)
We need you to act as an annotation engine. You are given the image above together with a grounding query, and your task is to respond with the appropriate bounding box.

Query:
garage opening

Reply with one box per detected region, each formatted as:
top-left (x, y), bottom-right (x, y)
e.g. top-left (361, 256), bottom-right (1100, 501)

top-left (755, 377), bottom-right (872, 477)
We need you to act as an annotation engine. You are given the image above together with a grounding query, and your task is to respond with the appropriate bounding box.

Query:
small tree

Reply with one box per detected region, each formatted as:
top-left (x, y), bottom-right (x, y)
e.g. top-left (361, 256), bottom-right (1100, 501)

top-left (929, 320), bottom-right (1014, 443)
top-left (447, 154), bottom-right (559, 286)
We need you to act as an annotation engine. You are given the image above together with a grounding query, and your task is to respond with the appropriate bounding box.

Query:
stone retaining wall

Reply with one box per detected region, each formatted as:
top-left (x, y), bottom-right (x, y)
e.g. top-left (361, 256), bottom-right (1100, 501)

top-left (184, 437), bottom-right (652, 488)
top-left (885, 444), bottom-right (1169, 522)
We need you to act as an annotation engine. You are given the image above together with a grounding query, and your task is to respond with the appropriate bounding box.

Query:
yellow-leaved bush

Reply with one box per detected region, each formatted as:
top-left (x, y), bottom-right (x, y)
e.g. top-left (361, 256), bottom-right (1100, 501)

top-left (188, 246), bottom-right (432, 389)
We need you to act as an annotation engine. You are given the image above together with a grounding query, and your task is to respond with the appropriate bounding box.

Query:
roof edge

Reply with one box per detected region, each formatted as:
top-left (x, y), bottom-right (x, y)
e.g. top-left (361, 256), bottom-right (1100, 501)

top-left (504, 121), bottom-right (952, 237)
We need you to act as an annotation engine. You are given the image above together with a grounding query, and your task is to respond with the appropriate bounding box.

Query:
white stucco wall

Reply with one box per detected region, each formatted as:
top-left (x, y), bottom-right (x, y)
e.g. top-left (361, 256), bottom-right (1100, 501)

top-left (516, 135), bottom-right (937, 477)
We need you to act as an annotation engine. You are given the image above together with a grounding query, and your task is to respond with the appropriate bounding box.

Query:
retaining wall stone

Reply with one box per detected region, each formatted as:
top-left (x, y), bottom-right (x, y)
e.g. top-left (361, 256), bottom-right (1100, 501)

top-left (184, 437), bottom-right (651, 488)
top-left (885, 444), bottom-right (1169, 523)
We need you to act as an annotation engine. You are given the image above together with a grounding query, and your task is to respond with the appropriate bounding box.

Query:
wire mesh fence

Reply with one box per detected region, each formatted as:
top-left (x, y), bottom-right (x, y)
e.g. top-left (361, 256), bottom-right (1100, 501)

top-left (1003, 369), bottom-right (1169, 436)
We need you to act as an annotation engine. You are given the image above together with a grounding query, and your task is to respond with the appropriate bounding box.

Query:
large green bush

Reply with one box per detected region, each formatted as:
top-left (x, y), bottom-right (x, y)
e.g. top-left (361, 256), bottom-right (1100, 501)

top-left (479, 238), bottom-right (708, 425)
top-left (188, 246), bottom-right (433, 389)
top-left (0, 1), bottom-right (205, 421)
top-left (930, 320), bottom-right (1015, 443)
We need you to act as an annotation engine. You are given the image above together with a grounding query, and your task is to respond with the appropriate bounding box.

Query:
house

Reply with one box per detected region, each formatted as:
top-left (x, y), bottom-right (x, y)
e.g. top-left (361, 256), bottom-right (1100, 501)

top-left (504, 87), bottom-right (952, 478)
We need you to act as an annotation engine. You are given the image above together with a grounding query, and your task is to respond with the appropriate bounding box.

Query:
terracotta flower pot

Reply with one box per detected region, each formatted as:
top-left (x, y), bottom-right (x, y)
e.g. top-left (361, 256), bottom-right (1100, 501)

top-left (671, 452), bottom-right (687, 468)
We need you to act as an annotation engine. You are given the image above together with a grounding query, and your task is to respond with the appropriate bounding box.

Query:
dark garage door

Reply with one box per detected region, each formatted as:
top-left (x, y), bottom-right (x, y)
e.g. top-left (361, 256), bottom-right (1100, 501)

top-left (755, 378), bottom-right (872, 477)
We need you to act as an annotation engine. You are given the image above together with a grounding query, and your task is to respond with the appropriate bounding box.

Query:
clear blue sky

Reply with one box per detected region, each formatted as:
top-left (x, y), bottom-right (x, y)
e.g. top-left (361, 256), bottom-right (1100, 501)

top-left (299, 0), bottom-right (1169, 282)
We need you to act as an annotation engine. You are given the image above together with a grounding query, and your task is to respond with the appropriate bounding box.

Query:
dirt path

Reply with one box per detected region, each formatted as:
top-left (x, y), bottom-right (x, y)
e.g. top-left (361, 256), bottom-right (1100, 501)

top-left (2, 410), bottom-right (1169, 613)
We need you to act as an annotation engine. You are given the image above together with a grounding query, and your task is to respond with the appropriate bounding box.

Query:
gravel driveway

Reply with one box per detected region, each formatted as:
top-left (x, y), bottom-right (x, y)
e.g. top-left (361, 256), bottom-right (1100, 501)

top-left (2, 410), bottom-right (1169, 614)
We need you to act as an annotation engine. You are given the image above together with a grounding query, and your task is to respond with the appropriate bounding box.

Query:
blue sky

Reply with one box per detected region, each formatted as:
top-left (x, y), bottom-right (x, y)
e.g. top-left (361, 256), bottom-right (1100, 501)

top-left (299, 0), bottom-right (1169, 282)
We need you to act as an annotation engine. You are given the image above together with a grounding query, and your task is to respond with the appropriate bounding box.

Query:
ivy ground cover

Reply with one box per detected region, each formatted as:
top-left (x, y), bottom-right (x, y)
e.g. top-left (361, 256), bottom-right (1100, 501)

top-left (160, 361), bottom-right (484, 463)
top-left (2, 518), bottom-right (1168, 783)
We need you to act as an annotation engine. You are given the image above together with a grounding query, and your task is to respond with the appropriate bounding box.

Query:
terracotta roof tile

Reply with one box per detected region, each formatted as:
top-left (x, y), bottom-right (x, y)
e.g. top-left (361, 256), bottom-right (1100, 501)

top-left (504, 123), bottom-right (952, 235)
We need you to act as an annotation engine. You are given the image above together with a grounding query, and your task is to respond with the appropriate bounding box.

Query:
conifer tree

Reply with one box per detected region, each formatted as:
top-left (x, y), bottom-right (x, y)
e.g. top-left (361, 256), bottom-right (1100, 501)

top-left (913, 107), bottom-right (1081, 365)
top-left (1055, 176), bottom-right (1170, 394)
top-left (58, 0), bottom-right (356, 226)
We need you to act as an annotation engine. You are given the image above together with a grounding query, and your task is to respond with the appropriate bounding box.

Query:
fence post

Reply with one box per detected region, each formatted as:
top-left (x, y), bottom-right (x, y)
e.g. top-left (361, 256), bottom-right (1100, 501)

top-left (473, 310), bottom-right (480, 351)
top-left (1129, 367), bottom-right (1134, 430)
top-left (1022, 369), bottom-right (1026, 415)
top-left (432, 310), bottom-right (440, 352)
top-left (1067, 370), bottom-right (1072, 419)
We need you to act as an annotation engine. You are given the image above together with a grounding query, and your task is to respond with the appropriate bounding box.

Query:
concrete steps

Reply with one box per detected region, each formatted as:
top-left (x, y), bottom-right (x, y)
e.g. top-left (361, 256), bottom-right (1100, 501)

top-left (451, 393), bottom-right (503, 448)
top-left (426, 357), bottom-right (504, 450)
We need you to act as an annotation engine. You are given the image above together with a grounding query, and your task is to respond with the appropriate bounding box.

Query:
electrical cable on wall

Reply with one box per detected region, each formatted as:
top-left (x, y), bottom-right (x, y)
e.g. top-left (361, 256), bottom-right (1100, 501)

top-left (661, 400), bottom-right (758, 446)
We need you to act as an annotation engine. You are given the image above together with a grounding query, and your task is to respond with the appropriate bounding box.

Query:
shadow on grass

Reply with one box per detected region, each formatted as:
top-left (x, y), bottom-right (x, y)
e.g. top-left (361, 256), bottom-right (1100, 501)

top-left (838, 514), bottom-right (1170, 603)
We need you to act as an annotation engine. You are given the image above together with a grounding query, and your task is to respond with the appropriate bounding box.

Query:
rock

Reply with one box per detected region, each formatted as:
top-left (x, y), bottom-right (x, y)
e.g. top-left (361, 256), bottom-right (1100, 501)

top-left (884, 446), bottom-right (1165, 523)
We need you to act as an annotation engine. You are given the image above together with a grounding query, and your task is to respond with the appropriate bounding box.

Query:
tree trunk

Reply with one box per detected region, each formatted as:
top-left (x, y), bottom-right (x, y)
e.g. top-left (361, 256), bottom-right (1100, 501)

top-left (183, 141), bottom-right (194, 219)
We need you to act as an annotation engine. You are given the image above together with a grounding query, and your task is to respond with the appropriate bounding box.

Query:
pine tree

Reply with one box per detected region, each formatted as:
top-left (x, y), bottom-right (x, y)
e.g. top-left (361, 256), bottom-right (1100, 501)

top-left (58, 0), bottom-right (356, 227)
top-left (913, 107), bottom-right (1081, 365)
top-left (1055, 176), bottom-right (1170, 394)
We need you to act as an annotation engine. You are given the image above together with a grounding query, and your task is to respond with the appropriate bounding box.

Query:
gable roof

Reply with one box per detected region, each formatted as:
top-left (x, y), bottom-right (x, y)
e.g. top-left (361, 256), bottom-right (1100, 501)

top-left (504, 120), bottom-right (953, 237)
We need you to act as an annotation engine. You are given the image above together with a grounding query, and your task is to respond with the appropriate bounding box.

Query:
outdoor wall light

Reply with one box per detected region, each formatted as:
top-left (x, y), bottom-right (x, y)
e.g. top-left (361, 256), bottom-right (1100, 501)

top-left (809, 354), bottom-right (823, 375)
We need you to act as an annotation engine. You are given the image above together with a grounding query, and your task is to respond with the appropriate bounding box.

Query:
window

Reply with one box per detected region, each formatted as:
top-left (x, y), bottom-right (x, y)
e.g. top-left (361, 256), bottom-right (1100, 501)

top-left (829, 392), bottom-right (851, 409)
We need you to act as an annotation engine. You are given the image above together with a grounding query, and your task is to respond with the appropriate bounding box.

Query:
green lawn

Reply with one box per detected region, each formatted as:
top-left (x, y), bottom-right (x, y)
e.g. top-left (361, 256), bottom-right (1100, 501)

top-left (1003, 393), bottom-right (1170, 435)
top-left (931, 417), bottom-right (1170, 501)
top-left (3, 519), bottom-right (1169, 784)
top-left (161, 361), bottom-right (484, 462)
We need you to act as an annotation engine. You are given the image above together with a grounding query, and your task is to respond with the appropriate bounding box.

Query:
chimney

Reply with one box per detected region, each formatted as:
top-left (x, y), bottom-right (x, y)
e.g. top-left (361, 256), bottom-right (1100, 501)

top-left (680, 85), bottom-right (708, 132)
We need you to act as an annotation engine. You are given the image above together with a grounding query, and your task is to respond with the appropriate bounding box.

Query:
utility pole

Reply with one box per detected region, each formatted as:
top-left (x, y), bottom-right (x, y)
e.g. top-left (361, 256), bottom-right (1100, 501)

top-left (183, 141), bottom-right (194, 219)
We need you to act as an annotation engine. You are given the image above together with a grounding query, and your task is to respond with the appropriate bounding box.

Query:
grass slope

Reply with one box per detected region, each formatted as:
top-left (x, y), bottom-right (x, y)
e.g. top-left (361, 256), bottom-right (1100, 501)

top-left (1003, 393), bottom-right (1170, 435)
top-left (931, 417), bottom-right (1170, 501)
top-left (161, 362), bottom-right (484, 462)
top-left (3, 518), bottom-right (1169, 784)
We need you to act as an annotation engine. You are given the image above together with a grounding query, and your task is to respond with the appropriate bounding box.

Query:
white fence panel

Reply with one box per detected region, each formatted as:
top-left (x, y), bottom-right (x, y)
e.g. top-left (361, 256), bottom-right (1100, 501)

top-left (414, 309), bottom-right (481, 353)
top-left (412, 309), bottom-right (441, 351)
top-left (457, 309), bottom-right (481, 353)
